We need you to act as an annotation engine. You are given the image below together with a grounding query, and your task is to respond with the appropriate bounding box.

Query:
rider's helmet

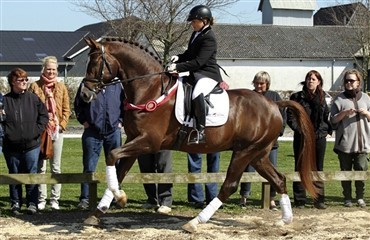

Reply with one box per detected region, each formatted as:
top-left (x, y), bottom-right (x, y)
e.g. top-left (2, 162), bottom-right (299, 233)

top-left (187, 5), bottom-right (212, 22)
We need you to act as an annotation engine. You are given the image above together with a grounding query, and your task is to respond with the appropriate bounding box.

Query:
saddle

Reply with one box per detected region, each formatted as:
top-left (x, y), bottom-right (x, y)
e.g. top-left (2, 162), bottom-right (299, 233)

top-left (173, 76), bottom-right (224, 149)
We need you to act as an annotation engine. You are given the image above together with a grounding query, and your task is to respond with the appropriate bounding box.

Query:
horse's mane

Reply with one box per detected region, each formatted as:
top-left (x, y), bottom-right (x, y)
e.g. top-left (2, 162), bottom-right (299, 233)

top-left (101, 37), bottom-right (163, 65)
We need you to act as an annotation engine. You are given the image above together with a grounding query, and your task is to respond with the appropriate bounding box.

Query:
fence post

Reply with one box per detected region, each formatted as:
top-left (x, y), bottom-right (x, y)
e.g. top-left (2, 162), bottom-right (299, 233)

top-left (89, 182), bottom-right (98, 210)
top-left (261, 182), bottom-right (270, 209)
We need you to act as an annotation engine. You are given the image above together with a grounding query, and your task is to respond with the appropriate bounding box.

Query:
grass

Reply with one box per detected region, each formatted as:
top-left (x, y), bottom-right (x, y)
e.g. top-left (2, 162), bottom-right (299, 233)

top-left (0, 139), bottom-right (368, 215)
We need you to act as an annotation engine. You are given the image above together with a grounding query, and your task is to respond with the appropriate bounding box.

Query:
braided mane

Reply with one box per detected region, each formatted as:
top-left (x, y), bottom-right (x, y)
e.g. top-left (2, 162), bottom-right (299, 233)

top-left (101, 37), bottom-right (163, 65)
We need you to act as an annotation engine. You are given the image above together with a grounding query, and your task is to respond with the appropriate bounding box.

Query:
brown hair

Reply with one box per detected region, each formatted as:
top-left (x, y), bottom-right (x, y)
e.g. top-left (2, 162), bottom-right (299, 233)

top-left (301, 70), bottom-right (325, 103)
top-left (7, 67), bottom-right (28, 87)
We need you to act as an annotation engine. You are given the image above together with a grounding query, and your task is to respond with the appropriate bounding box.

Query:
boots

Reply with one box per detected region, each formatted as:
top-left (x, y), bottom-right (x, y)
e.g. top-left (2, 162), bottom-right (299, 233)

top-left (188, 94), bottom-right (206, 144)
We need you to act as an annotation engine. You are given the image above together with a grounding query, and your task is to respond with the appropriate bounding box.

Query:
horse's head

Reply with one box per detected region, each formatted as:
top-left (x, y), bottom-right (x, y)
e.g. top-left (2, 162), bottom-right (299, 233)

top-left (81, 37), bottom-right (123, 102)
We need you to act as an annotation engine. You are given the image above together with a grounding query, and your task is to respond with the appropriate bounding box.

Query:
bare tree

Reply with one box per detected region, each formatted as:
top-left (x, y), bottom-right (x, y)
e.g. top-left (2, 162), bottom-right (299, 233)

top-left (74, 0), bottom-right (238, 63)
top-left (316, 0), bottom-right (370, 91)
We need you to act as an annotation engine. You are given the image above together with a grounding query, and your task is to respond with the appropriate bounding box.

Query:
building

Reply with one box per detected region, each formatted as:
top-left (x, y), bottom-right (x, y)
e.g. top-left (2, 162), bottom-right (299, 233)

top-left (0, 1), bottom-right (368, 92)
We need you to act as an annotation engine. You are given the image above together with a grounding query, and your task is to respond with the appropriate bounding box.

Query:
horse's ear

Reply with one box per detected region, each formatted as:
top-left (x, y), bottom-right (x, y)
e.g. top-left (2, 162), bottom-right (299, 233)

top-left (84, 37), bottom-right (99, 49)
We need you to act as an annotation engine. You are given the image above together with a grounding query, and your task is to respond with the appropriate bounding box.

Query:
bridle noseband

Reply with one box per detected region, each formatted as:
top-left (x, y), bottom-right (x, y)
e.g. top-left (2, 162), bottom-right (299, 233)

top-left (82, 43), bottom-right (175, 96)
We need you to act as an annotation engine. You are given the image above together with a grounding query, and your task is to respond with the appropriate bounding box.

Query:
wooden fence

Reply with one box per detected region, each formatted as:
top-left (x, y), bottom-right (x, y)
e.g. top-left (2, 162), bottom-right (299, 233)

top-left (1, 171), bottom-right (369, 210)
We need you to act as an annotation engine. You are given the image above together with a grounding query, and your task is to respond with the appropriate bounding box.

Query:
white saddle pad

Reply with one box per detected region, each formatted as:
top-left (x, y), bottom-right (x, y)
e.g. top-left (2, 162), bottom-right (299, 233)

top-left (175, 78), bottom-right (229, 127)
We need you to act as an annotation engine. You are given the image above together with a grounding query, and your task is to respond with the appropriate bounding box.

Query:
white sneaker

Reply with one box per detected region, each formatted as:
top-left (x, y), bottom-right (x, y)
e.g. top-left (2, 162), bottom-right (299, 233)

top-left (50, 201), bottom-right (60, 210)
top-left (38, 202), bottom-right (46, 210)
top-left (357, 199), bottom-right (366, 208)
top-left (156, 205), bottom-right (171, 214)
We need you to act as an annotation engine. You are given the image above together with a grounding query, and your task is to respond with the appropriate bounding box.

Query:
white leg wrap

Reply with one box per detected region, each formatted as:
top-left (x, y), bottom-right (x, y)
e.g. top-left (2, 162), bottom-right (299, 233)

top-left (106, 166), bottom-right (119, 191)
top-left (280, 194), bottom-right (293, 224)
top-left (106, 166), bottom-right (120, 198)
top-left (197, 197), bottom-right (223, 223)
top-left (97, 188), bottom-right (114, 213)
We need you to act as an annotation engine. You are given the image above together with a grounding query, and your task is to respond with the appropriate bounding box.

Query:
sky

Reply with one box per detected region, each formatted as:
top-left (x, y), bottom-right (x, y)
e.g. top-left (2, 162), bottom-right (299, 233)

top-left (0, 0), bottom-right (354, 32)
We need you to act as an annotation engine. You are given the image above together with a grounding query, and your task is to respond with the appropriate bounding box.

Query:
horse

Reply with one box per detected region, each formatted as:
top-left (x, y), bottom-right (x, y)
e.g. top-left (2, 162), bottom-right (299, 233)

top-left (80, 37), bottom-right (318, 233)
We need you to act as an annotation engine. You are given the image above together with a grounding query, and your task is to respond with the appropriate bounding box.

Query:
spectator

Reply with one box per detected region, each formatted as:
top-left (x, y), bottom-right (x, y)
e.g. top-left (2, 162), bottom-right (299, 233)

top-left (74, 82), bottom-right (124, 210)
top-left (138, 150), bottom-right (173, 214)
top-left (3, 68), bottom-right (48, 215)
top-left (188, 152), bottom-right (220, 209)
top-left (239, 71), bottom-right (286, 210)
top-left (287, 70), bottom-right (332, 210)
top-left (330, 68), bottom-right (370, 208)
top-left (29, 56), bottom-right (70, 211)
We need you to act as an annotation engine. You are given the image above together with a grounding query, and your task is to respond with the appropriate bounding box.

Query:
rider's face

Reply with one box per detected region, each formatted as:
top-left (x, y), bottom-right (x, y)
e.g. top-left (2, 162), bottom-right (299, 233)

top-left (191, 19), bottom-right (204, 32)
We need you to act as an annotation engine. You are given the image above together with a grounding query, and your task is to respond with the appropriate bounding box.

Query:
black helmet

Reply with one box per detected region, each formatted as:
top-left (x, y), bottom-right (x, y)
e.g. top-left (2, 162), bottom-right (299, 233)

top-left (187, 5), bottom-right (212, 21)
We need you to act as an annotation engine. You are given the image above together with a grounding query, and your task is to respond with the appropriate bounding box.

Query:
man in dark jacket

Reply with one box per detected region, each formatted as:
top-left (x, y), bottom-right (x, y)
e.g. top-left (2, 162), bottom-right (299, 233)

top-left (3, 68), bottom-right (48, 215)
top-left (74, 83), bottom-right (124, 210)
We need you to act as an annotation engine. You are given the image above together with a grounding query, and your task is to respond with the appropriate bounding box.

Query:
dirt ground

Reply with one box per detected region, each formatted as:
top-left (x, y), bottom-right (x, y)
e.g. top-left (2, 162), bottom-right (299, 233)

top-left (1, 205), bottom-right (370, 240)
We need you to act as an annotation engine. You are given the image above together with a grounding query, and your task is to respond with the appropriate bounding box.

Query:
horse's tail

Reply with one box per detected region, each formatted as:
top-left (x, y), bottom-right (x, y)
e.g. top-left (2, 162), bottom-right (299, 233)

top-left (276, 100), bottom-right (319, 199)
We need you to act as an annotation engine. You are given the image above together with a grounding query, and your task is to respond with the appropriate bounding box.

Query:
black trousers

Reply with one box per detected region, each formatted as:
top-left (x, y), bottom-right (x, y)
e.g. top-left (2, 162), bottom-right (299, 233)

top-left (293, 134), bottom-right (326, 205)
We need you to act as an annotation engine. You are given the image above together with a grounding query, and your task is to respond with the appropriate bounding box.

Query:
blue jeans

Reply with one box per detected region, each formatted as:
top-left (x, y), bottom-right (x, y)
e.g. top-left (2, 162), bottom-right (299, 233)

top-left (4, 146), bottom-right (40, 207)
top-left (187, 152), bottom-right (220, 204)
top-left (240, 148), bottom-right (278, 198)
top-left (80, 127), bottom-right (122, 202)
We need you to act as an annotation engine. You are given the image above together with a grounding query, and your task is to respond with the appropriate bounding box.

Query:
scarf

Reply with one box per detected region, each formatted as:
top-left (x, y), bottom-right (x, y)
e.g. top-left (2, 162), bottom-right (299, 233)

top-left (41, 74), bottom-right (59, 138)
top-left (344, 87), bottom-right (361, 100)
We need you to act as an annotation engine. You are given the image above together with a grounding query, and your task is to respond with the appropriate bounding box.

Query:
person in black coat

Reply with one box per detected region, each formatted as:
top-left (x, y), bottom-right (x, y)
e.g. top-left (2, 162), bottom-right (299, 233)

top-left (287, 70), bottom-right (332, 210)
top-left (3, 68), bottom-right (48, 215)
top-left (167, 5), bottom-right (223, 144)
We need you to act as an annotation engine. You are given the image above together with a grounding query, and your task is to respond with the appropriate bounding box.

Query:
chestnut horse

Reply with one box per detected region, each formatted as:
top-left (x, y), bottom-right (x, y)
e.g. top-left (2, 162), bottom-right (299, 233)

top-left (80, 37), bottom-right (318, 232)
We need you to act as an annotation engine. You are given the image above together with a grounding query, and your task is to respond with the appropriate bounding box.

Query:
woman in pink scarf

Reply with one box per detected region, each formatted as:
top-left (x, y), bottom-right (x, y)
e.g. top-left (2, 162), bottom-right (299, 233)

top-left (29, 56), bottom-right (70, 211)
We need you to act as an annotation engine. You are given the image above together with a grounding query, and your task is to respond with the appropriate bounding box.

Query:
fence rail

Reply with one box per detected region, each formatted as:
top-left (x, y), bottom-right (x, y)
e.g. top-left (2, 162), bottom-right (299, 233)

top-left (1, 171), bottom-right (369, 210)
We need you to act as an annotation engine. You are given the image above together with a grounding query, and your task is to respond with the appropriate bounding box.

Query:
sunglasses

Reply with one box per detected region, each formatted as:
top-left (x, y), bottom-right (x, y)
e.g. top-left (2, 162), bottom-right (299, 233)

top-left (16, 78), bottom-right (29, 82)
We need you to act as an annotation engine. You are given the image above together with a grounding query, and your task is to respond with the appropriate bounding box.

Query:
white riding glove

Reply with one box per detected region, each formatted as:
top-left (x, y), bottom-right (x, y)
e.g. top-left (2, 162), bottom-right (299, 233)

top-left (166, 63), bottom-right (177, 73)
top-left (170, 55), bottom-right (179, 63)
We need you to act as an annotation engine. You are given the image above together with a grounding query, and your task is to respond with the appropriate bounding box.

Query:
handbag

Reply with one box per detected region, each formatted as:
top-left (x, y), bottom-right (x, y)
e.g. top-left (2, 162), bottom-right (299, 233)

top-left (39, 130), bottom-right (53, 159)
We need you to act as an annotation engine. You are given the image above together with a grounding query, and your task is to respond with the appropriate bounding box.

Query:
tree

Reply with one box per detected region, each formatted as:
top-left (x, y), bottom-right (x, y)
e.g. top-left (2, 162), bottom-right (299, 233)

top-left (315, 0), bottom-right (370, 91)
top-left (74, 0), bottom-right (238, 63)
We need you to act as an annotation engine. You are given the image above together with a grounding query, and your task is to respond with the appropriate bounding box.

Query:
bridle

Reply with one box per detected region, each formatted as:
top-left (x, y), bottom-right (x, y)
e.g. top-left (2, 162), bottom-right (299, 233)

top-left (82, 45), bottom-right (121, 93)
top-left (82, 44), bottom-right (170, 93)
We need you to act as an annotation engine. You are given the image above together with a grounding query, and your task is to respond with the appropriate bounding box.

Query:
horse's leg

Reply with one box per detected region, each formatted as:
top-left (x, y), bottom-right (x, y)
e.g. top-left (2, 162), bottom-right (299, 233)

top-left (84, 156), bottom-right (137, 226)
top-left (252, 157), bottom-right (293, 225)
top-left (182, 150), bottom-right (255, 233)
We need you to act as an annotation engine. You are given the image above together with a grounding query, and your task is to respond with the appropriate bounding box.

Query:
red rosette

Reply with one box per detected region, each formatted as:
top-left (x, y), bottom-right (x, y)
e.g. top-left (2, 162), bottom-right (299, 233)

top-left (145, 100), bottom-right (158, 111)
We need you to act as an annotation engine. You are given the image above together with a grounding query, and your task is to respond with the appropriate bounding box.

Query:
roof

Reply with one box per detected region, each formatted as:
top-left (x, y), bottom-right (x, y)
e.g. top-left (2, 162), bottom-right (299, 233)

top-left (314, 2), bottom-right (369, 26)
top-left (258, 0), bottom-right (317, 11)
top-left (170, 24), bottom-right (362, 60)
top-left (0, 24), bottom-right (363, 67)
top-left (0, 31), bottom-right (89, 64)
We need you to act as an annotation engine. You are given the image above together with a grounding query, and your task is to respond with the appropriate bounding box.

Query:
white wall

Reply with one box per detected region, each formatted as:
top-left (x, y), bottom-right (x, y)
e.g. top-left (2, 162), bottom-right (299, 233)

top-left (218, 58), bottom-right (355, 92)
top-left (272, 9), bottom-right (314, 26)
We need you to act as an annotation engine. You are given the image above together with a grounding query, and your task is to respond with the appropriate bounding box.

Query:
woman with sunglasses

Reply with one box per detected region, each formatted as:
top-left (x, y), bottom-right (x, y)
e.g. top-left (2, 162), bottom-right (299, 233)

top-left (3, 68), bottom-right (48, 215)
top-left (330, 68), bottom-right (370, 208)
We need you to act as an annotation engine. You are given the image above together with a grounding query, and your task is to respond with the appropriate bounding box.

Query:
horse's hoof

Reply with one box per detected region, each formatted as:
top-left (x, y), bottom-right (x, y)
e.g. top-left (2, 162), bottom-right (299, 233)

top-left (182, 218), bottom-right (199, 233)
top-left (275, 217), bottom-right (293, 226)
top-left (116, 190), bottom-right (127, 208)
top-left (83, 215), bottom-right (100, 226)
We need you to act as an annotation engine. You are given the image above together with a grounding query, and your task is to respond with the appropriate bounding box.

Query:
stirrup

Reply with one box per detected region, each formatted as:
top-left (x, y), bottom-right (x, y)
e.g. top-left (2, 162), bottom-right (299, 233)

top-left (187, 129), bottom-right (205, 145)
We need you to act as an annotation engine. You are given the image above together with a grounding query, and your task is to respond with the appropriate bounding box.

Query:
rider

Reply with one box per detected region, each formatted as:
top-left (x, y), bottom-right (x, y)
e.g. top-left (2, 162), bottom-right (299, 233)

top-left (167, 5), bottom-right (223, 144)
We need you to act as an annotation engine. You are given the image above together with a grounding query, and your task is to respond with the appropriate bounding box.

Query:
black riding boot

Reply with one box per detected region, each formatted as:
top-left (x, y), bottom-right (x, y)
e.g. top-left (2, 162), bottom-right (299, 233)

top-left (188, 94), bottom-right (206, 144)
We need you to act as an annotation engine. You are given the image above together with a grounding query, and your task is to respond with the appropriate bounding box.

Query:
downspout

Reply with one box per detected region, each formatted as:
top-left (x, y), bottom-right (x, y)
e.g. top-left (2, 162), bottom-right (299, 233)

top-left (64, 63), bottom-right (68, 81)
top-left (331, 59), bottom-right (335, 90)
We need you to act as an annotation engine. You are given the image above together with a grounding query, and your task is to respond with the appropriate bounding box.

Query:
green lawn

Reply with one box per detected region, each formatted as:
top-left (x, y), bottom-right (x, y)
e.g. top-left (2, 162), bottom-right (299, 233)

top-left (0, 139), bottom-right (368, 215)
